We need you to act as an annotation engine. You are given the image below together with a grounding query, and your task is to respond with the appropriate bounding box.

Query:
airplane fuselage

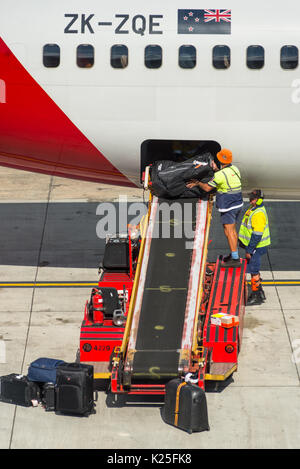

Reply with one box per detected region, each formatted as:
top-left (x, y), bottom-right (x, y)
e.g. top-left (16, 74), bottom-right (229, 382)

top-left (1, 0), bottom-right (300, 197)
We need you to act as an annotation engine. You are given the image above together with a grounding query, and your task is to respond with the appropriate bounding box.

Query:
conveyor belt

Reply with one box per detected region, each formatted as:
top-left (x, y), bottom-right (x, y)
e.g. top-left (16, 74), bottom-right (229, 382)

top-left (124, 196), bottom-right (211, 381)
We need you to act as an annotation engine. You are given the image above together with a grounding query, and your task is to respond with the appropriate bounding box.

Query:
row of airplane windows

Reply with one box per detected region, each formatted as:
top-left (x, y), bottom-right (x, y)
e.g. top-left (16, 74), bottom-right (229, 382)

top-left (43, 44), bottom-right (299, 70)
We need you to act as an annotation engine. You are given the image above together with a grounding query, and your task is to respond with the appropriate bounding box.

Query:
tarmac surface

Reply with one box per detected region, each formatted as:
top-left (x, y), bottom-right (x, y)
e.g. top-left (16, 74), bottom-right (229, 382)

top-left (0, 167), bottom-right (299, 450)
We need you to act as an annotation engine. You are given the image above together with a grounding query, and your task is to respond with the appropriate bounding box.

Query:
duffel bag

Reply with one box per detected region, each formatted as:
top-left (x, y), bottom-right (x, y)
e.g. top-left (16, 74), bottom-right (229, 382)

top-left (150, 153), bottom-right (214, 199)
top-left (27, 357), bottom-right (66, 384)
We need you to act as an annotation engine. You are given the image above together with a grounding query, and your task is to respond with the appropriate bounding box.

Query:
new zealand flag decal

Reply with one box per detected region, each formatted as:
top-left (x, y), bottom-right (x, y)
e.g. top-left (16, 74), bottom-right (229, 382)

top-left (178, 9), bottom-right (231, 34)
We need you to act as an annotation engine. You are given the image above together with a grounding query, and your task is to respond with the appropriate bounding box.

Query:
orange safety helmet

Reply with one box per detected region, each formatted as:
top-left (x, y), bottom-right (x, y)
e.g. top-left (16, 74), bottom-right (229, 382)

top-left (216, 148), bottom-right (232, 165)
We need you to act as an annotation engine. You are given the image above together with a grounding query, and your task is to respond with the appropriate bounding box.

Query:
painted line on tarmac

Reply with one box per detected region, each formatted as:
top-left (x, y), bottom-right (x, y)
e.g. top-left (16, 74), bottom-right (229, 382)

top-left (0, 280), bottom-right (299, 288)
top-left (259, 281), bottom-right (300, 286)
top-left (0, 282), bottom-right (98, 288)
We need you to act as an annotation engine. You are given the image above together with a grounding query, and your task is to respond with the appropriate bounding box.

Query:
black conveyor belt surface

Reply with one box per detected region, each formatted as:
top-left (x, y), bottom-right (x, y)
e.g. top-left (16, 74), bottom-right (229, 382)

top-left (132, 198), bottom-right (200, 379)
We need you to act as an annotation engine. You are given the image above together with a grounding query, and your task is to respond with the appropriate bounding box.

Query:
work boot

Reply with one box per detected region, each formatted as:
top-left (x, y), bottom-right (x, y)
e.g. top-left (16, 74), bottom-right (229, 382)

top-left (222, 253), bottom-right (232, 263)
top-left (258, 287), bottom-right (266, 302)
top-left (221, 257), bottom-right (241, 268)
top-left (247, 291), bottom-right (263, 306)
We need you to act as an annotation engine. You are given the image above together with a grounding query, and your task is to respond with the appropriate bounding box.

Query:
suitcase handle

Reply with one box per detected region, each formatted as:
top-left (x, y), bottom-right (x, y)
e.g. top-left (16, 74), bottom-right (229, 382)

top-left (174, 381), bottom-right (186, 427)
top-left (60, 363), bottom-right (82, 369)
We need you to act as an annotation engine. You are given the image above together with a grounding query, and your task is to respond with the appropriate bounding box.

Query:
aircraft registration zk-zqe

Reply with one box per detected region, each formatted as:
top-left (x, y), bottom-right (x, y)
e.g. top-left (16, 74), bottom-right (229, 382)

top-left (0, 0), bottom-right (300, 198)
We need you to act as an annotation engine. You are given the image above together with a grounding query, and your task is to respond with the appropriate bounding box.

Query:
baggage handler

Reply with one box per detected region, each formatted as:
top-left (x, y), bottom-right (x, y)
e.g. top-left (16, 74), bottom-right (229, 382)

top-left (238, 189), bottom-right (271, 305)
top-left (186, 148), bottom-right (243, 267)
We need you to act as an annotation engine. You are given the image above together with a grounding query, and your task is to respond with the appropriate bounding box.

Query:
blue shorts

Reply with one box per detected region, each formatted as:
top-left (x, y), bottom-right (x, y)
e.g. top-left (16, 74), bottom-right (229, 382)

top-left (220, 207), bottom-right (242, 225)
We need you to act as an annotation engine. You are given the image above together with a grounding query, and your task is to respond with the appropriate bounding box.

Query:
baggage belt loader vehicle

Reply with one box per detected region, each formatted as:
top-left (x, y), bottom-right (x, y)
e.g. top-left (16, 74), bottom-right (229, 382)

top-left (78, 169), bottom-right (247, 432)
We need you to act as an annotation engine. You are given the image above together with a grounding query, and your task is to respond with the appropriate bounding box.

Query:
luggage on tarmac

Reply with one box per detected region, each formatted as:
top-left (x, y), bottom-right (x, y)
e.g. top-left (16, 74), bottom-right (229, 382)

top-left (27, 357), bottom-right (66, 384)
top-left (41, 382), bottom-right (56, 412)
top-left (162, 378), bottom-right (209, 433)
top-left (0, 362), bottom-right (97, 417)
top-left (150, 153), bottom-right (214, 199)
top-left (55, 363), bottom-right (96, 416)
top-left (0, 373), bottom-right (40, 407)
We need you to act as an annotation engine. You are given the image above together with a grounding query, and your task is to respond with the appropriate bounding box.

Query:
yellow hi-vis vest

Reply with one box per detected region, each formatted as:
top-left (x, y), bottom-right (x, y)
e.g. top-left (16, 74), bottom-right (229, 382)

top-left (239, 205), bottom-right (271, 248)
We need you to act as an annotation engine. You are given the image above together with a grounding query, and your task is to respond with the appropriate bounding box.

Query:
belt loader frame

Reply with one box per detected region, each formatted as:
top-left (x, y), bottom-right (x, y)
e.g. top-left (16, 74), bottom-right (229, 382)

top-left (79, 190), bottom-right (247, 396)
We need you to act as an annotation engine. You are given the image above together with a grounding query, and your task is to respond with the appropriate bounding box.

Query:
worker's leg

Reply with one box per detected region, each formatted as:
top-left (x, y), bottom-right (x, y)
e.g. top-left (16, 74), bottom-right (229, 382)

top-left (220, 208), bottom-right (242, 264)
top-left (247, 248), bottom-right (267, 305)
top-left (223, 223), bottom-right (238, 253)
top-left (248, 275), bottom-right (264, 305)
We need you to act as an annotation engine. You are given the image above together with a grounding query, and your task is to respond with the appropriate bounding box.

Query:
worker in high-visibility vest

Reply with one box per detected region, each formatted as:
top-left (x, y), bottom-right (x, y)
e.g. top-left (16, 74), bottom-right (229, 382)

top-left (186, 148), bottom-right (243, 267)
top-left (238, 189), bottom-right (271, 305)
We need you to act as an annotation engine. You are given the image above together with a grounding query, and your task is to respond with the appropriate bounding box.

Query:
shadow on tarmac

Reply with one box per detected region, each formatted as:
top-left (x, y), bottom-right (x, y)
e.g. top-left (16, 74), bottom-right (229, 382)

top-left (0, 201), bottom-right (299, 271)
top-left (104, 375), bottom-right (234, 410)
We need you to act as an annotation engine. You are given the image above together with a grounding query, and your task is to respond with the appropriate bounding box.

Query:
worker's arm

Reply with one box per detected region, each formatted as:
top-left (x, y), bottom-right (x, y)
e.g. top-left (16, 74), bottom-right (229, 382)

top-left (247, 234), bottom-right (263, 255)
top-left (198, 181), bottom-right (215, 192)
top-left (246, 212), bottom-right (266, 254)
top-left (186, 170), bottom-right (220, 192)
top-left (186, 180), bottom-right (214, 192)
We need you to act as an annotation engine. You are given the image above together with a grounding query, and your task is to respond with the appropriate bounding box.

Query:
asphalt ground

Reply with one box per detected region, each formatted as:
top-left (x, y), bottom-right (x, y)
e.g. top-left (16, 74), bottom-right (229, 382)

top-left (0, 167), bottom-right (299, 450)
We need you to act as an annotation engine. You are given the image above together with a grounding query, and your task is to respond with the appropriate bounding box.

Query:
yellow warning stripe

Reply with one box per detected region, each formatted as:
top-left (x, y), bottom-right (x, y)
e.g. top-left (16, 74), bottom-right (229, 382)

top-left (260, 281), bottom-right (300, 285)
top-left (247, 281), bottom-right (300, 285)
top-left (94, 372), bottom-right (111, 379)
top-left (120, 195), bottom-right (151, 355)
top-left (0, 282), bottom-right (98, 287)
top-left (205, 365), bottom-right (237, 381)
top-left (192, 198), bottom-right (213, 353)
top-left (0, 280), bottom-right (299, 288)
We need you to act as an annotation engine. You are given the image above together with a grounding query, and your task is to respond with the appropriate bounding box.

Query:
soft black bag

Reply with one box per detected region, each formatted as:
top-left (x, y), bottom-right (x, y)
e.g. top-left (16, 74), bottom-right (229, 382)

top-left (162, 378), bottom-right (209, 433)
top-left (55, 363), bottom-right (96, 416)
top-left (0, 374), bottom-right (40, 407)
top-left (150, 153), bottom-right (214, 199)
top-left (149, 160), bottom-right (175, 198)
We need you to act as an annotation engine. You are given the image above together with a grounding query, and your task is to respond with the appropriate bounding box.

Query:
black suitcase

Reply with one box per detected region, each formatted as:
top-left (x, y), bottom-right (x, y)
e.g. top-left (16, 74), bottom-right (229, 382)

top-left (41, 382), bottom-right (56, 411)
top-left (102, 237), bottom-right (129, 271)
top-left (55, 363), bottom-right (95, 416)
top-left (162, 378), bottom-right (209, 433)
top-left (0, 373), bottom-right (40, 407)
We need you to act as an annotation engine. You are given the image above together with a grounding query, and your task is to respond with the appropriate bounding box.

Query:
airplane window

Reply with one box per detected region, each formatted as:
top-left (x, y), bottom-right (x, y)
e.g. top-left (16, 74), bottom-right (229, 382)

top-left (247, 45), bottom-right (264, 69)
top-left (111, 45), bottom-right (128, 69)
top-left (213, 45), bottom-right (230, 69)
top-left (281, 45), bottom-right (298, 70)
top-left (77, 44), bottom-right (94, 68)
top-left (179, 45), bottom-right (196, 69)
top-left (43, 44), bottom-right (60, 68)
top-left (145, 45), bottom-right (162, 69)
